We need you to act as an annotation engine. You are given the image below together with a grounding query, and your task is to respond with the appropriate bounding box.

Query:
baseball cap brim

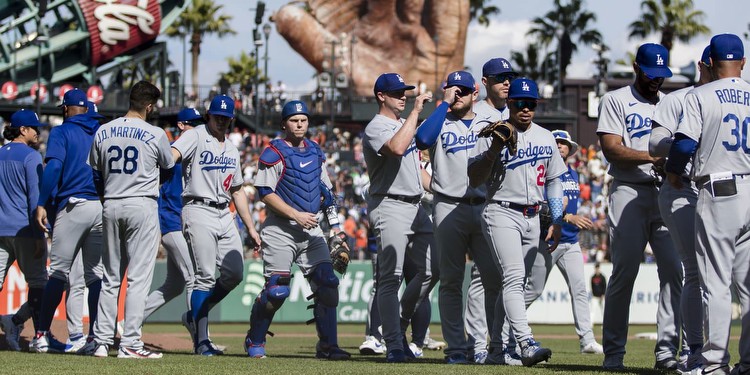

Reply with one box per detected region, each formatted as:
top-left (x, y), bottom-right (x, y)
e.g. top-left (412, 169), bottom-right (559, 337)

top-left (380, 84), bottom-right (416, 93)
top-left (640, 65), bottom-right (673, 79)
top-left (207, 110), bottom-right (234, 118)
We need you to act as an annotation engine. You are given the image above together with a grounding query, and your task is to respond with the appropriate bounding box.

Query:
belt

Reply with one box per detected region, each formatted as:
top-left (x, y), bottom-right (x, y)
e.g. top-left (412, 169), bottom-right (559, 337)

top-left (378, 194), bottom-right (422, 204)
top-left (695, 174), bottom-right (750, 188)
top-left (187, 198), bottom-right (229, 209)
top-left (492, 200), bottom-right (540, 216)
top-left (435, 192), bottom-right (486, 205)
top-left (620, 179), bottom-right (658, 187)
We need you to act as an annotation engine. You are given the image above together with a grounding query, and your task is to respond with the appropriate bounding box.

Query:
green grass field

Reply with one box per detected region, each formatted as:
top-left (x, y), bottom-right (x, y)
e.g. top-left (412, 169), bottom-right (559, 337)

top-left (1, 323), bottom-right (742, 374)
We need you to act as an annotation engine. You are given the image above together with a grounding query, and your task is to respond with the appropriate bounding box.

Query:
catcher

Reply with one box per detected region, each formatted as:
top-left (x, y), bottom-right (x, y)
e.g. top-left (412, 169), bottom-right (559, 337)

top-left (245, 100), bottom-right (350, 360)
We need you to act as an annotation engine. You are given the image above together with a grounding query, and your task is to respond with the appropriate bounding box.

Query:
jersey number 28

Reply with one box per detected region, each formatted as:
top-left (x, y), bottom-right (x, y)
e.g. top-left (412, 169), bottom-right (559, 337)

top-left (107, 145), bottom-right (139, 174)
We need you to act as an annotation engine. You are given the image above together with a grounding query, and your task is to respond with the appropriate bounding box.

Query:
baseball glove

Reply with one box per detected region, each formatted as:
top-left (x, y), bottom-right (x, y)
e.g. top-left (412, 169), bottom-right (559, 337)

top-left (478, 120), bottom-right (518, 156)
top-left (328, 231), bottom-right (351, 274)
top-left (539, 202), bottom-right (553, 236)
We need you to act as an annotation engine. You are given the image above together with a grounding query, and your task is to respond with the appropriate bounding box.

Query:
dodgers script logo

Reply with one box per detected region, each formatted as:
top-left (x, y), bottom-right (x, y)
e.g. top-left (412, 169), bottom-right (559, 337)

top-left (625, 113), bottom-right (653, 139)
top-left (199, 150), bottom-right (237, 172)
top-left (504, 142), bottom-right (554, 169)
top-left (441, 131), bottom-right (479, 154)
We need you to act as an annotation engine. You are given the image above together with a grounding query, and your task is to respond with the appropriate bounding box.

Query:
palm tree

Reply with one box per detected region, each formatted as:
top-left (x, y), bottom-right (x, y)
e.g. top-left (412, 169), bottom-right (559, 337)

top-left (469, 0), bottom-right (500, 27)
top-left (527, 0), bottom-right (602, 81)
top-left (628, 0), bottom-right (710, 52)
top-left (219, 51), bottom-right (262, 90)
top-left (510, 44), bottom-right (556, 85)
top-left (165, 0), bottom-right (236, 97)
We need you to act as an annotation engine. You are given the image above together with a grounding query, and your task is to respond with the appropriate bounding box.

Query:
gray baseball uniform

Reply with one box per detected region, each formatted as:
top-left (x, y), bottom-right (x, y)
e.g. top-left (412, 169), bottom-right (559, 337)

top-left (89, 116), bottom-right (174, 349)
top-left (471, 122), bottom-right (567, 347)
top-left (417, 103), bottom-right (503, 360)
top-left (65, 254), bottom-right (85, 339)
top-left (674, 76), bottom-right (750, 370)
top-left (364, 114), bottom-right (434, 355)
top-left (142, 231), bottom-right (194, 318)
top-left (596, 85), bottom-right (683, 363)
top-left (172, 124), bottom-right (245, 346)
top-left (465, 263), bottom-right (488, 355)
top-left (651, 86), bottom-right (703, 362)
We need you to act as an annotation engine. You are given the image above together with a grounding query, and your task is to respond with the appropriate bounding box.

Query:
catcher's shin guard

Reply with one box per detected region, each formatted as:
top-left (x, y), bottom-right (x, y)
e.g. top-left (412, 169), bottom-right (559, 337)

top-left (306, 263), bottom-right (340, 346)
top-left (248, 273), bottom-right (291, 343)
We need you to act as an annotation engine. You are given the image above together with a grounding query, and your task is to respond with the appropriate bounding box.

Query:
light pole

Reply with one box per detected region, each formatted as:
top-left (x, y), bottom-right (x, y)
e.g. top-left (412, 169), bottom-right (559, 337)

top-left (253, 29), bottom-right (263, 126)
top-left (262, 23), bottom-right (271, 126)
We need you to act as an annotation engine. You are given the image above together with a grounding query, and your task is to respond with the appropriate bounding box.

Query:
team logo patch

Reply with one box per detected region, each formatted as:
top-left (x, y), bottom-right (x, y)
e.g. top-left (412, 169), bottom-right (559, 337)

top-left (522, 81), bottom-right (530, 92)
top-left (396, 74), bottom-right (405, 83)
top-left (656, 54), bottom-right (664, 66)
top-left (193, 108), bottom-right (200, 116)
top-left (502, 60), bottom-right (509, 68)
top-left (453, 72), bottom-right (461, 81)
top-left (295, 103), bottom-right (303, 112)
top-left (220, 100), bottom-right (227, 110)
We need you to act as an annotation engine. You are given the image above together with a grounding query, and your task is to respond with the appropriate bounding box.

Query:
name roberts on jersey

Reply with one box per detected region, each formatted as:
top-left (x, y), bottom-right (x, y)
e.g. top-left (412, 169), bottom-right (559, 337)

top-left (95, 125), bottom-right (156, 146)
top-left (199, 150), bottom-right (237, 173)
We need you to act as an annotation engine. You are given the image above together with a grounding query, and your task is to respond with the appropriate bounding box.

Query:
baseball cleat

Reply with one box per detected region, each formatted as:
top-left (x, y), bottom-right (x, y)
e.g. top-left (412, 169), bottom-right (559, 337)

top-left (65, 334), bottom-right (87, 353)
top-left (315, 342), bottom-right (351, 360)
top-left (580, 341), bottom-right (604, 354)
top-left (654, 356), bottom-right (680, 371)
top-left (444, 352), bottom-right (469, 365)
top-left (472, 350), bottom-right (488, 364)
top-left (94, 344), bottom-right (109, 358)
top-left (32, 331), bottom-right (70, 353)
top-left (602, 354), bottom-right (625, 371)
top-left (0, 314), bottom-right (22, 351)
top-left (408, 342), bottom-right (424, 358)
top-left (520, 339), bottom-right (552, 367)
top-left (195, 339), bottom-right (224, 356)
top-left (386, 349), bottom-right (406, 363)
top-left (424, 337), bottom-right (446, 350)
top-left (244, 337), bottom-right (266, 358)
top-left (117, 346), bottom-right (163, 359)
top-left (358, 335), bottom-right (385, 355)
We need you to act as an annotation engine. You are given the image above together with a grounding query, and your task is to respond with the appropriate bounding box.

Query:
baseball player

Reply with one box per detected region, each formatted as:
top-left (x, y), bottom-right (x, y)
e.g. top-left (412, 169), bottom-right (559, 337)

top-left (665, 33), bottom-right (749, 375)
top-left (474, 57), bottom-right (518, 119)
top-left (468, 77), bottom-right (565, 367)
top-left (142, 108), bottom-right (202, 329)
top-left (522, 130), bottom-right (603, 355)
top-left (0, 110), bottom-right (47, 351)
top-left (414, 70), bottom-right (504, 365)
top-left (596, 43), bottom-right (683, 371)
top-left (363, 73), bottom-right (435, 363)
top-left (649, 46), bottom-right (713, 373)
top-left (32, 89), bottom-right (104, 354)
top-left (82, 81), bottom-right (174, 359)
top-left (170, 95), bottom-right (260, 356)
top-left (245, 100), bottom-right (349, 360)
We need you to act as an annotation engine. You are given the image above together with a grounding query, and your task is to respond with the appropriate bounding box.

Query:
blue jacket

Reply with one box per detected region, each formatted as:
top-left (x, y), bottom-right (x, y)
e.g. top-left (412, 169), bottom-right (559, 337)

top-left (38, 113), bottom-right (100, 212)
top-left (158, 163), bottom-right (183, 235)
top-left (0, 142), bottom-right (43, 238)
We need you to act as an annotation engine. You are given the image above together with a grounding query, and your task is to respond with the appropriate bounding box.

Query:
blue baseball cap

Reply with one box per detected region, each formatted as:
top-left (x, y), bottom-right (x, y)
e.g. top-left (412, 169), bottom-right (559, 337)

top-left (58, 88), bottom-right (88, 107)
top-left (508, 77), bottom-right (539, 99)
top-left (445, 70), bottom-right (475, 89)
top-left (635, 43), bottom-right (673, 79)
top-left (701, 45), bottom-right (711, 66)
top-left (207, 95), bottom-right (234, 118)
top-left (282, 100), bottom-right (310, 120)
top-left (482, 58), bottom-right (515, 77)
top-left (552, 129), bottom-right (579, 155)
top-left (87, 102), bottom-right (104, 119)
top-left (710, 33), bottom-right (744, 61)
top-left (373, 73), bottom-right (415, 96)
top-left (10, 109), bottom-right (42, 127)
top-left (177, 107), bottom-right (204, 123)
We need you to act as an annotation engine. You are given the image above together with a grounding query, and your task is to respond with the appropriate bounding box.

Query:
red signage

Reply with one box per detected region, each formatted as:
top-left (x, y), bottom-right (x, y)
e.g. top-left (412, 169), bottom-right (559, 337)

top-left (78, 0), bottom-right (162, 67)
top-left (87, 85), bottom-right (104, 104)
top-left (59, 83), bottom-right (74, 100)
top-left (30, 83), bottom-right (48, 100)
top-left (1, 81), bottom-right (18, 100)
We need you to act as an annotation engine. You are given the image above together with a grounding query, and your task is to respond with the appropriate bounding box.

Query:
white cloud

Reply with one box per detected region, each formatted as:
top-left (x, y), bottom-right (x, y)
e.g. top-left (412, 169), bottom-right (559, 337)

top-left (464, 20), bottom-right (533, 74)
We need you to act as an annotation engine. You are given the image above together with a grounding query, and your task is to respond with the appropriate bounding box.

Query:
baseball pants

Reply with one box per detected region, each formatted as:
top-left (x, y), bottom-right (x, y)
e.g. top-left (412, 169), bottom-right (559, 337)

top-left (94, 197), bottom-right (160, 349)
top-left (47, 199), bottom-right (103, 285)
top-left (66, 254), bottom-right (85, 337)
top-left (0, 237), bottom-right (48, 290)
top-left (368, 196), bottom-right (434, 353)
top-left (259, 214), bottom-right (330, 277)
top-left (603, 181), bottom-right (683, 362)
top-left (465, 263), bottom-right (489, 354)
top-left (144, 231), bottom-right (195, 318)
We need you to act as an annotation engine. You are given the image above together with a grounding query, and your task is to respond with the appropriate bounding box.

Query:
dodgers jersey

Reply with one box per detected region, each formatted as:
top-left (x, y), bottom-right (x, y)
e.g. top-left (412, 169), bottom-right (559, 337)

top-left (429, 110), bottom-right (500, 198)
top-left (363, 114), bottom-right (422, 196)
top-left (172, 125), bottom-right (244, 204)
top-left (89, 117), bottom-right (174, 199)
top-left (653, 86), bottom-right (693, 176)
top-left (597, 85), bottom-right (664, 183)
top-left (473, 100), bottom-right (511, 122)
top-left (677, 77), bottom-right (750, 179)
top-left (558, 165), bottom-right (581, 244)
top-left (471, 122), bottom-right (566, 205)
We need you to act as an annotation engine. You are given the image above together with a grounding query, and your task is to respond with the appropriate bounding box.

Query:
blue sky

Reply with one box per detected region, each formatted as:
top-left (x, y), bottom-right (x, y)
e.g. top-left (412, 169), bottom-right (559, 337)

top-left (160, 0), bottom-right (750, 95)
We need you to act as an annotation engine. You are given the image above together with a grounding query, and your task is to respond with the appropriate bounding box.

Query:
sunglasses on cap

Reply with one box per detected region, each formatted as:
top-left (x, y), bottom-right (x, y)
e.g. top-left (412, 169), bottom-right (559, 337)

top-left (493, 72), bottom-right (518, 83)
top-left (511, 100), bottom-right (537, 110)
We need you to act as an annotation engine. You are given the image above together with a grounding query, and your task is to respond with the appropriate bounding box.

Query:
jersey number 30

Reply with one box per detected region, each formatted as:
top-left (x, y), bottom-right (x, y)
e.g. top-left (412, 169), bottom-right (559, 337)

top-left (723, 113), bottom-right (750, 153)
top-left (107, 145), bottom-right (139, 174)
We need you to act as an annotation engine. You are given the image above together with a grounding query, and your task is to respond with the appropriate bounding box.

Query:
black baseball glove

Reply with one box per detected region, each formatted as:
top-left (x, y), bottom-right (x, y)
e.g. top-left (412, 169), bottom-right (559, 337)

top-left (328, 231), bottom-right (351, 274)
top-left (478, 120), bottom-right (518, 156)
top-left (539, 202), bottom-right (553, 237)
